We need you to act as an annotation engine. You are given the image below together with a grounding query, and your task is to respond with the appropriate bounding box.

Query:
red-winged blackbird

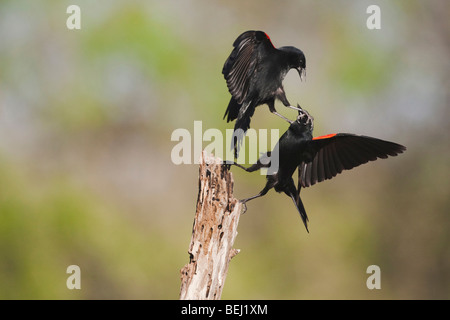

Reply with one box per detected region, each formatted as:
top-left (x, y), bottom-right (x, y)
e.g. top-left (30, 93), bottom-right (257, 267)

top-left (229, 106), bottom-right (406, 232)
top-left (222, 30), bottom-right (306, 157)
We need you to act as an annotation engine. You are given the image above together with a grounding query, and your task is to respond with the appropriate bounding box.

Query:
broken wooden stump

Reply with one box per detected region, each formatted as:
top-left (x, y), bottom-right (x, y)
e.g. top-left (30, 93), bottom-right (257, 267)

top-left (180, 151), bottom-right (243, 300)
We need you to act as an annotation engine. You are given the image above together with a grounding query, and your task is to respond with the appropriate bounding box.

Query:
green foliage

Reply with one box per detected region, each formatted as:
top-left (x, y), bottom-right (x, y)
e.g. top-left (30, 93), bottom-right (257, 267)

top-left (0, 158), bottom-right (181, 299)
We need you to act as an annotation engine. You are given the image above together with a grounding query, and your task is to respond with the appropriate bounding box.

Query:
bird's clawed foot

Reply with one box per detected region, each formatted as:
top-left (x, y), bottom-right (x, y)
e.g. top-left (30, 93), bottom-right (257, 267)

top-left (295, 104), bottom-right (314, 126)
top-left (221, 161), bottom-right (232, 171)
top-left (296, 104), bottom-right (312, 118)
top-left (239, 200), bottom-right (248, 214)
top-left (272, 111), bottom-right (294, 124)
top-left (287, 104), bottom-right (314, 125)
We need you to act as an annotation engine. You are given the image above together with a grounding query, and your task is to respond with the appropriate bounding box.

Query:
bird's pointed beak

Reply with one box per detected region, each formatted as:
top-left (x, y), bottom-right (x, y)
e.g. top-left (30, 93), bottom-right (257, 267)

top-left (297, 67), bottom-right (306, 81)
top-left (296, 104), bottom-right (304, 116)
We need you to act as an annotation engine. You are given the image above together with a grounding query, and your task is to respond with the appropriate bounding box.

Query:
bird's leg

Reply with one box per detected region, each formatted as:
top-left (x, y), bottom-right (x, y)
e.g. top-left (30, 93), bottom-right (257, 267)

top-left (286, 105), bottom-right (304, 112)
top-left (240, 185), bottom-right (271, 213)
top-left (277, 91), bottom-right (304, 114)
top-left (223, 156), bottom-right (270, 173)
top-left (239, 192), bottom-right (267, 205)
top-left (241, 185), bottom-right (270, 203)
top-left (268, 100), bottom-right (293, 124)
top-left (231, 162), bottom-right (253, 172)
top-left (241, 192), bottom-right (265, 203)
top-left (272, 111), bottom-right (294, 124)
top-left (221, 160), bottom-right (250, 172)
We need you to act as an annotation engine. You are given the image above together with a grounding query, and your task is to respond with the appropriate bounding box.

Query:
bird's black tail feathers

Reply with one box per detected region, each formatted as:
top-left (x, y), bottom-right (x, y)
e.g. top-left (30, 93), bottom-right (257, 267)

top-left (288, 191), bottom-right (309, 233)
top-left (231, 103), bottom-right (255, 158)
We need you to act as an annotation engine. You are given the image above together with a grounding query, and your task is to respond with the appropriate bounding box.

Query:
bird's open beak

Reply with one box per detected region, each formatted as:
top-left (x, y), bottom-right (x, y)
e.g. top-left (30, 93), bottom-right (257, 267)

top-left (297, 67), bottom-right (306, 81)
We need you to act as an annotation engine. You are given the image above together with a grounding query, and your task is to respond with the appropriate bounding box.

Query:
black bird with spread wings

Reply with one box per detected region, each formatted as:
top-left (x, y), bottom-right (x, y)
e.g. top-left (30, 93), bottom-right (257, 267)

top-left (229, 106), bottom-right (406, 232)
top-left (222, 30), bottom-right (306, 157)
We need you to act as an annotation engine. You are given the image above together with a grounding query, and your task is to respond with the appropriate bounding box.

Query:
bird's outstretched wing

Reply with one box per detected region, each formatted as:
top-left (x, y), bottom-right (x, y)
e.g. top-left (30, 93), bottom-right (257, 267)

top-left (222, 30), bottom-right (275, 104)
top-left (298, 133), bottom-right (406, 188)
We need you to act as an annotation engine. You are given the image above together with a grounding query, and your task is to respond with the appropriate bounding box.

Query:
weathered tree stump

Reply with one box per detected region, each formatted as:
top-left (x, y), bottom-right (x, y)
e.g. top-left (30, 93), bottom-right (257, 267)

top-left (179, 151), bottom-right (243, 300)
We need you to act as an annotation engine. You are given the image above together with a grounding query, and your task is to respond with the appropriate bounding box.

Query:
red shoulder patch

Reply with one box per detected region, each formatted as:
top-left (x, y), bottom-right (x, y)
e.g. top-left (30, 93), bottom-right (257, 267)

top-left (263, 32), bottom-right (275, 47)
top-left (313, 133), bottom-right (337, 140)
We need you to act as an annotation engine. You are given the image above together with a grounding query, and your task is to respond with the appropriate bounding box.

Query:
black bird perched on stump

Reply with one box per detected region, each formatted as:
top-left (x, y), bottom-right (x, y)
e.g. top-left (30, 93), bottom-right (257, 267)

top-left (229, 106), bottom-right (406, 232)
top-left (222, 30), bottom-right (306, 157)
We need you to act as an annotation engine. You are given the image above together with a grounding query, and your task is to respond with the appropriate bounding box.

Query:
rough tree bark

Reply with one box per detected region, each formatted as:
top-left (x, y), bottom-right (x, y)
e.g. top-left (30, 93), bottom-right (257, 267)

top-left (179, 151), bottom-right (243, 300)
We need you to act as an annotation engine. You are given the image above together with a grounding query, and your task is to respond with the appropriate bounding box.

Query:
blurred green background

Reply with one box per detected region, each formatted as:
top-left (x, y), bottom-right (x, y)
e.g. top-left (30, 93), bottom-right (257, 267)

top-left (0, 0), bottom-right (449, 299)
